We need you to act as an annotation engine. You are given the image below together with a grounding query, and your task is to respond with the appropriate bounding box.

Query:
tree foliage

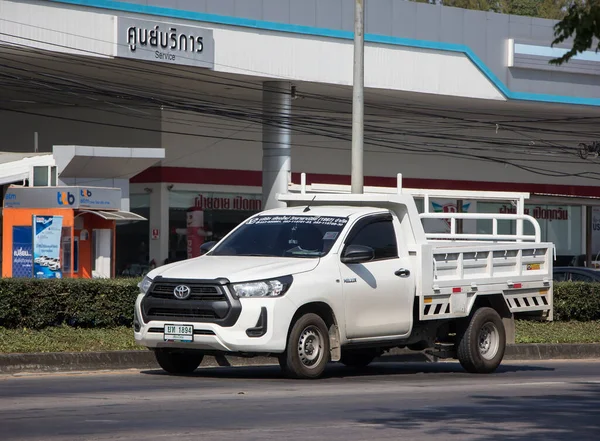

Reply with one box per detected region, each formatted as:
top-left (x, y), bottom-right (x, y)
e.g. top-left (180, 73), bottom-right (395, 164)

top-left (412, 0), bottom-right (569, 19)
top-left (550, 1), bottom-right (600, 65)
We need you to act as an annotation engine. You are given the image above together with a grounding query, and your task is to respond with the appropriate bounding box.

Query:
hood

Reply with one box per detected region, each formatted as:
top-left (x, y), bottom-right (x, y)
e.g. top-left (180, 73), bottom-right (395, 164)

top-left (148, 256), bottom-right (320, 283)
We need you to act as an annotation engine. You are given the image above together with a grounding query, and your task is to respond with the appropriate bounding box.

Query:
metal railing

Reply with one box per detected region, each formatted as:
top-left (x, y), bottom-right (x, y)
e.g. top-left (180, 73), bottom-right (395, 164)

top-left (421, 212), bottom-right (541, 242)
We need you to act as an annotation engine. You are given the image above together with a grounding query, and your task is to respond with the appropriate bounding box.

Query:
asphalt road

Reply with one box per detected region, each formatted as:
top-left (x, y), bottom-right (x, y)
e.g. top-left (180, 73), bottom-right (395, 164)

top-left (1, 360), bottom-right (600, 441)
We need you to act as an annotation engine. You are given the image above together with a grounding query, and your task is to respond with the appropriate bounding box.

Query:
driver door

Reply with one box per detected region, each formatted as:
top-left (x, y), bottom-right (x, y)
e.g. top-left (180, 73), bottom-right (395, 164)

top-left (338, 213), bottom-right (415, 340)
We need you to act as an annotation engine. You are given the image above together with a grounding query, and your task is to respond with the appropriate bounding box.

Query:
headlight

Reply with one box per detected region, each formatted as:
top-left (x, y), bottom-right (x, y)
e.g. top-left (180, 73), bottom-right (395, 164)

top-left (232, 275), bottom-right (293, 298)
top-left (138, 276), bottom-right (153, 295)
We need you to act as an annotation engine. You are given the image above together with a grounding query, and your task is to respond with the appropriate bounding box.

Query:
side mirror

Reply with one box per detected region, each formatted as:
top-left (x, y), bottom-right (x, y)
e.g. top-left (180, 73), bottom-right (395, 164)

top-left (341, 245), bottom-right (375, 264)
top-left (200, 241), bottom-right (217, 255)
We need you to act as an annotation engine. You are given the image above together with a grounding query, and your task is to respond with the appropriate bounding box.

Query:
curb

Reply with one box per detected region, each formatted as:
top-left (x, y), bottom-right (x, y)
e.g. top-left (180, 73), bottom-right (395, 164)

top-left (1, 344), bottom-right (599, 374)
top-left (504, 343), bottom-right (600, 361)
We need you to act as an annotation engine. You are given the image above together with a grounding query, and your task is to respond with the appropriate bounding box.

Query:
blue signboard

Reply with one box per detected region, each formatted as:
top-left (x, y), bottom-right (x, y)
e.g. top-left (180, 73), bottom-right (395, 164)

top-left (12, 226), bottom-right (33, 278)
top-left (32, 215), bottom-right (63, 279)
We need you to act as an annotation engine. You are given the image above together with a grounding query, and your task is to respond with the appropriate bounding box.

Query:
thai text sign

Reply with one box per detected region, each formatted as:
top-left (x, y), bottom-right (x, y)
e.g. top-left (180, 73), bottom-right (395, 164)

top-left (116, 17), bottom-right (215, 69)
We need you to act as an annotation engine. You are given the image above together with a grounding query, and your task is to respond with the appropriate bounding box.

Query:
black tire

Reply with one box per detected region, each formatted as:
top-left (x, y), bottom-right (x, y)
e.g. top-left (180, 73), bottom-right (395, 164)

top-left (456, 307), bottom-right (506, 374)
top-left (154, 350), bottom-right (204, 374)
top-left (280, 313), bottom-right (330, 379)
top-left (340, 350), bottom-right (378, 368)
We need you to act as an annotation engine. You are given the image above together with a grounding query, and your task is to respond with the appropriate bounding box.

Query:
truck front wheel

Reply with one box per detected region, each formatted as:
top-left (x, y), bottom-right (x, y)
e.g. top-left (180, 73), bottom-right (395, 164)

top-left (279, 313), bottom-right (330, 379)
top-left (154, 350), bottom-right (204, 374)
top-left (456, 307), bottom-right (506, 374)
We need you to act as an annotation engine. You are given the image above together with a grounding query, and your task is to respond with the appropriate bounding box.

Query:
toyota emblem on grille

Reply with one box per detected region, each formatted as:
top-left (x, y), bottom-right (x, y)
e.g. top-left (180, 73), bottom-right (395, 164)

top-left (173, 285), bottom-right (191, 300)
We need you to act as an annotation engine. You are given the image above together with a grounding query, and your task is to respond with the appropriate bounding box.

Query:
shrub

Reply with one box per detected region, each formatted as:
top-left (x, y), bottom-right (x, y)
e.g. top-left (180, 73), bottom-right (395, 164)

top-left (553, 281), bottom-right (600, 322)
top-left (0, 279), bottom-right (598, 330)
top-left (0, 278), bottom-right (140, 329)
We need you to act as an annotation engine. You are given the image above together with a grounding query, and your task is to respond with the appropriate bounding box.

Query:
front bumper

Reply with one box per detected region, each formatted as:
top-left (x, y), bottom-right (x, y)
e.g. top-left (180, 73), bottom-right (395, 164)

top-left (134, 293), bottom-right (296, 353)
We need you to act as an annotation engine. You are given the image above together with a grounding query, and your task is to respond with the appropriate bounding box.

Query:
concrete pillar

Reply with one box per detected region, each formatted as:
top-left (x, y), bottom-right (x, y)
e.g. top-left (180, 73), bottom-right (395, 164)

top-left (262, 81), bottom-right (292, 211)
top-left (148, 183), bottom-right (169, 266)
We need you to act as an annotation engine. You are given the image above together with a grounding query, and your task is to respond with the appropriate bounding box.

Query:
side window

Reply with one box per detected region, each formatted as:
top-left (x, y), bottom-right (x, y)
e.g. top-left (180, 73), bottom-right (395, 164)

top-left (553, 271), bottom-right (567, 282)
top-left (346, 219), bottom-right (398, 260)
top-left (570, 272), bottom-right (594, 282)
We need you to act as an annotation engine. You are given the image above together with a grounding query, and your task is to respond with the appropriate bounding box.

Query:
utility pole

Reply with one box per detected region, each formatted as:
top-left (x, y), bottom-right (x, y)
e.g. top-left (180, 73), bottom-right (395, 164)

top-left (351, 0), bottom-right (364, 194)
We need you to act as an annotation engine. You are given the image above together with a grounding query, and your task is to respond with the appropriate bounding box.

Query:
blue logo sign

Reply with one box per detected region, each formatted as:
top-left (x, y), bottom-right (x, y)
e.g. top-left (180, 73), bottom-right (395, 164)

top-left (57, 192), bottom-right (75, 206)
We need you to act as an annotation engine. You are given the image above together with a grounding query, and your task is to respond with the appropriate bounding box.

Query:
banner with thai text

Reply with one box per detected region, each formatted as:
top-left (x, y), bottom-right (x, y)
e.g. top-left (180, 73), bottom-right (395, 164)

top-left (12, 226), bottom-right (33, 278)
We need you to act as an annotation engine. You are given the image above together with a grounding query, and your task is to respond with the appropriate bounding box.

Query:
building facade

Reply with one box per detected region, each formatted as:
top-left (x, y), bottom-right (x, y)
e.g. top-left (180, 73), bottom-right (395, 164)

top-left (2, 0), bottom-right (600, 275)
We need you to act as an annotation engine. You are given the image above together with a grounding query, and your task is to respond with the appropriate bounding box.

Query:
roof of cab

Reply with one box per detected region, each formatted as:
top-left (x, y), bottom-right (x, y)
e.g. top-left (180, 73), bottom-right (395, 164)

top-left (258, 205), bottom-right (387, 218)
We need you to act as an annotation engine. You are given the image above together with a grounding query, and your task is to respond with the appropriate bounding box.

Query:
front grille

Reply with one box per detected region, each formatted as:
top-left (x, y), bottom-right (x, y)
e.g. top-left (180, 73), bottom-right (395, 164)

top-left (147, 308), bottom-right (217, 319)
top-left (149, 283), bottom-right (225, 301)
top-left (140, 277), bottom-right (241, 326)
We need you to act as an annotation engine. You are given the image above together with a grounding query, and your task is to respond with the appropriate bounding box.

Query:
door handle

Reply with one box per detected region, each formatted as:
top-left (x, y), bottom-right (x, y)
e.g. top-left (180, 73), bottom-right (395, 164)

top-left (395, 268), bottom-right (410, 277)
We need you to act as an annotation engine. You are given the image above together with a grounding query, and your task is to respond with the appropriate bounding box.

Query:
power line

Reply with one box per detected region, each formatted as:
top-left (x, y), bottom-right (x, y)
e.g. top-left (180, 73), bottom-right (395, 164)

top-left (0, 26), bottom-right (598, 180)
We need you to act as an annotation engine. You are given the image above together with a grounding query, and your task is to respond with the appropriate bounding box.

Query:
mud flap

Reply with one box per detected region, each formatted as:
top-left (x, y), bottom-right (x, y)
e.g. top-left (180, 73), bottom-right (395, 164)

top-left (329, 324), bottom-right (341, 362)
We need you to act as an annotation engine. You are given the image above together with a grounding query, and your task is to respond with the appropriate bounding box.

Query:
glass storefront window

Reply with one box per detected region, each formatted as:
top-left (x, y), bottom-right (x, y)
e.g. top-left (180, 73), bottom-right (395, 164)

top-left (115, 194), bottom-right (150, 276)
top-left (61, 227), bottom-right (72, 275)
top-left (415, 198), bottom-right (581, 263)
top-left (168, 191), bottom-right (262, 262)
top-left (477, 202), bottom-right (581, 260)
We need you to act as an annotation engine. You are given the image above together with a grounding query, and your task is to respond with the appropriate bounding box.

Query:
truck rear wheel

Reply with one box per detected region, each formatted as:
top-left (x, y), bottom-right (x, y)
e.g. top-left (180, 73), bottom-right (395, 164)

top-left (280, 313), bottom-right (330, 379)
top-left (154, 350), bottom-right (204, 374)
top-left (457, 307), bottom-right (506, 374)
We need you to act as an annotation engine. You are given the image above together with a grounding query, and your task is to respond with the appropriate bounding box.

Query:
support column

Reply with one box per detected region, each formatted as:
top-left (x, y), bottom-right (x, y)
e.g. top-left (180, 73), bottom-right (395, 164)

top-left (586, 205), bottom-right (592, 267)
top-left (262, 81), bottom-right (292, 211)
top-left (149, 183), bottom-right (169, 267)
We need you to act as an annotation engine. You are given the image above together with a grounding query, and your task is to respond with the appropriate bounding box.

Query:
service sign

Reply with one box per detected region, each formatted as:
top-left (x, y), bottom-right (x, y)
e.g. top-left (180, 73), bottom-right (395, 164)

top-left (116, 17), bottom-right (215, 69)
top-left (32, 215), bottom-right (63, 279)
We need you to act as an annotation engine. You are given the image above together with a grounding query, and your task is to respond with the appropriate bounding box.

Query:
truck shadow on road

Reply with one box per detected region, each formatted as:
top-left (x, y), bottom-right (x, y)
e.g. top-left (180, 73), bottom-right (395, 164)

top-left (354, 383), bottom-right (600, 441)
top-left (141, 361), bottom-right (554, 380)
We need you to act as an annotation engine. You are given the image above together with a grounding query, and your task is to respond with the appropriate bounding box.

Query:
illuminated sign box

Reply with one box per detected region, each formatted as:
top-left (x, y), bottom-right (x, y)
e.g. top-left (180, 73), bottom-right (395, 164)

top-left (3, 186), bottom-right (122, 210)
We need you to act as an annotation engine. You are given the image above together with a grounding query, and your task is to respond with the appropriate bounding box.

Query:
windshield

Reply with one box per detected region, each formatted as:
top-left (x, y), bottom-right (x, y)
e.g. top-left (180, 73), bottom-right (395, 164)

top-left (210, 215), bottom-right (349, 258)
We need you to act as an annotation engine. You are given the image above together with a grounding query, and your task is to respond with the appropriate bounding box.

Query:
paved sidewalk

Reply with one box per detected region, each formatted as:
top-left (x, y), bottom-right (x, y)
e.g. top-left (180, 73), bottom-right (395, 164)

top-left (1, 344), bottom-right (599, 374)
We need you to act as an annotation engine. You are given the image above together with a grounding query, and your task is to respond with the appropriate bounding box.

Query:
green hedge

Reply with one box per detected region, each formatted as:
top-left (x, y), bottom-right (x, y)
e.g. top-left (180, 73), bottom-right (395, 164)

top-left (553, 282), bottom-right (600, 322)
top-left (0, 279), bottom-right (598, 330)
top-left (0, 278), bottom-right (140, 329)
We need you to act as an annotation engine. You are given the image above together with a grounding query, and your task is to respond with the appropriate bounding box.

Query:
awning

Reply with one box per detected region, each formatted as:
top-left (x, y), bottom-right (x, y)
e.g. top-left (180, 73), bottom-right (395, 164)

top-left (529, 193), bottom-right (600, 205)
top-left (53, 146), bottom-right (165, 180)
top-left (0, 153), bottom-right (55, 186)
top-left (76, 210), bottom-right (147, 221)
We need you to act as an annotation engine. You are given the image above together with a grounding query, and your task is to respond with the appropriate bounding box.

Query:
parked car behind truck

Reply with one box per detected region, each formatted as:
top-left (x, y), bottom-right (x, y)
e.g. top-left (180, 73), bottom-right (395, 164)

top-left (134, 176), bottom-right (554, 379)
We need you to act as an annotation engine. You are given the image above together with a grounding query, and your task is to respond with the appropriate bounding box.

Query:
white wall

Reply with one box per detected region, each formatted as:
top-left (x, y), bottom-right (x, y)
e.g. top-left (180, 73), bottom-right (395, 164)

top-left (0, 0), bottom-right (114, 57)
top-left (158, 109), bottom-right (596, 190)
top-left (160, 109), bottom-right (263, 171)
top-left (0, 106), bottom-right (162, 154)
top-left (0, 0), bottom-right (505, 101)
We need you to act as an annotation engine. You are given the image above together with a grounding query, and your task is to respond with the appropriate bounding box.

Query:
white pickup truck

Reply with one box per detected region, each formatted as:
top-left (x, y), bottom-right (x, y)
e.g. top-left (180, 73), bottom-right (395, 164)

top-left (134, 176), bottom-right (554, 379)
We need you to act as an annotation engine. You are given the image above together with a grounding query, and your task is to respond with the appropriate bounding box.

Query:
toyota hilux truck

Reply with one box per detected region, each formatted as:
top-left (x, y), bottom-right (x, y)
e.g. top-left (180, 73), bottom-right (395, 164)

top-left (134, 176), bottom-right (554, 379)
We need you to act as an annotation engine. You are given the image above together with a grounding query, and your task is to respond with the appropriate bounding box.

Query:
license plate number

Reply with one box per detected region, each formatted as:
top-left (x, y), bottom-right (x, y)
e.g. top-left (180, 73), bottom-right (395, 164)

top-left (164, 324), bottom-right (194, 342)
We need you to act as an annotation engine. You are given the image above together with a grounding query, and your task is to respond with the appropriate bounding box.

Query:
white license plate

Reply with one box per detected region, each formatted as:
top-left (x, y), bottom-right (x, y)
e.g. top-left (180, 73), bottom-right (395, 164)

top-left (164, 324), bottom-right (194, 342)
